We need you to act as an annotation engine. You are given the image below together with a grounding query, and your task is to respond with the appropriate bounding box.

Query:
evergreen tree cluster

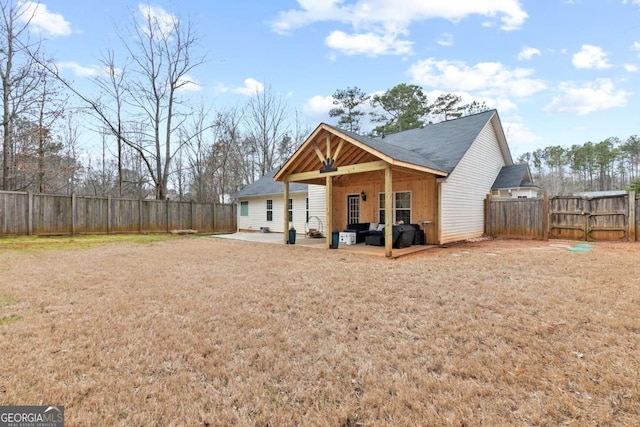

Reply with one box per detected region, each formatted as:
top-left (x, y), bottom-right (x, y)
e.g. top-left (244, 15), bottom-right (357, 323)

top-left (329, 84), bottom-right (489, 136)
top-left (518, 136), bottom-right (640, 195)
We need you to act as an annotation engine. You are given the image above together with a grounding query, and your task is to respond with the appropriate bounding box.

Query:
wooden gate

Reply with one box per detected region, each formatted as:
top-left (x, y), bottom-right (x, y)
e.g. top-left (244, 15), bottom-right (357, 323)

top-left (549, 195), bottom-right (628, 241)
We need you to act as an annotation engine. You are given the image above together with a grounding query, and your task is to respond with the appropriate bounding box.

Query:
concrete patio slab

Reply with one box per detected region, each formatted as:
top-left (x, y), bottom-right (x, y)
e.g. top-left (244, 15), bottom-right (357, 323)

top-left (212, 232), bottom-right (438, 258)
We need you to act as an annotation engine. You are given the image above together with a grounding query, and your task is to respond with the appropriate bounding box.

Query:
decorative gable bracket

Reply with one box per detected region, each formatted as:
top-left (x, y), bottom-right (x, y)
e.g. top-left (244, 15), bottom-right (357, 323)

top-left (320, 158), bottom-right (337, 173)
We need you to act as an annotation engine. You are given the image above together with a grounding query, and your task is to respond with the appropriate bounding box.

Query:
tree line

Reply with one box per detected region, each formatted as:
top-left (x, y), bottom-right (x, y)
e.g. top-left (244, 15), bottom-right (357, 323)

top-left (3, 1), bottom-right (636, 202)
top-left (517, 136), bottom-right (640, 195)
top-left (0, 1), bottom-right (304, 202)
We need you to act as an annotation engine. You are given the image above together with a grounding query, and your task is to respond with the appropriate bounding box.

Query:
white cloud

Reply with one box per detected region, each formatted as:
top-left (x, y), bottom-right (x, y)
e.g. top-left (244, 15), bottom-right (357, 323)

top-left (572, 44), bottom-right (611, 69)
top-left (214, 78), bottom-right (264, 96)
top-left (302, 95), bottom-right (335, 119)
top-left (625, 64), bottom-right (639, 72)
top-left (436, 33), bottom-right (454, 47)
top-left (423, 89), bottom-right (517, 114)
top-left (325, 30), bottom-right (413, 56)
top-left (273, 0), bottom-right (527, 33)
top-left (176, 74), bottom-right (201, 92)
top-left (138, 4), bottom-right (177, 39)
top-left (57, 61), bottom-right (100, 77)
top-left (633, 41), bottom-right (640, 55)
top-left (501, 116), bottom-right (542, 146)
top-left (543, 79), bottom-right (629, 115)
top-left (409, 58), bottom-right (546, 99)
top-left (18, 1), bottom-right (71, 37)
top-left (272, 0), bottom-right (527, 56)
top-left (232, 78), bottom-right (264, 96)
top-left (518, 47), bottom-right (541, 61)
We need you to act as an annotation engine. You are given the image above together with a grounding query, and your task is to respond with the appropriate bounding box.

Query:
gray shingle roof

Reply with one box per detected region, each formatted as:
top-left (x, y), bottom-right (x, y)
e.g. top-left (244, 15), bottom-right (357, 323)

top-left (327, 125), bottom-right (447, 173)
top-left (491, 164), bottom-right (538, 189)
top-left (241, 110), bottom-right (504, 197)
top-left (332, 109), bottom-right (498, 173)
top-left (235, 168), bottom-right (307, 198)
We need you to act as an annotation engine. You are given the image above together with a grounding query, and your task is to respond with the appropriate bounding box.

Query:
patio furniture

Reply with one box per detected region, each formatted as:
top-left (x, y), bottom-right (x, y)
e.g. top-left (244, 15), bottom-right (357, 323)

top-left (364, 224), bottom-right (417, 248)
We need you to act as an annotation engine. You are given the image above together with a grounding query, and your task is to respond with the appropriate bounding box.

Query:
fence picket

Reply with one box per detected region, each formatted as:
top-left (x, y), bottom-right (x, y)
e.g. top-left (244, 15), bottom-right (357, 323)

top-left (486, 192), bottom-right (638, 242)
top-left (0, 191), bottom-right (236, 236)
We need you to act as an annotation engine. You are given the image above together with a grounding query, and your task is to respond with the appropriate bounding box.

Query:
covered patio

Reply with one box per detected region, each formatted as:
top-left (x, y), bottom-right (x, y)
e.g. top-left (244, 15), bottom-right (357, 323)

top-left (274, 123), bottom-right (448, 257)
top-left (213, 231), bottom-right (439, 258)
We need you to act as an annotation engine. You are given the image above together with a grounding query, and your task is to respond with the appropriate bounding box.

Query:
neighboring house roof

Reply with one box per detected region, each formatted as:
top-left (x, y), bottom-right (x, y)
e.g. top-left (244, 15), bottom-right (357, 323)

top-left (235, 168), bottom-right (308, 198)
top-left (491, 164), bottom-right (539, 190)
top-left (322, 109), bottom-right (509, 174)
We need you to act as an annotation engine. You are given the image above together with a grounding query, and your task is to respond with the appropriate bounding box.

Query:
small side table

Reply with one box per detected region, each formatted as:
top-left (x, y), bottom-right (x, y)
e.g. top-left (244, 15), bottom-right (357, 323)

top-left (339, 231), bottom-right (356, 245)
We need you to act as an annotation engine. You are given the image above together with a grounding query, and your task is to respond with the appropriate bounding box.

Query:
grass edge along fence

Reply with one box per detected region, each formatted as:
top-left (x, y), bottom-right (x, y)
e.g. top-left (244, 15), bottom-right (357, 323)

top-left (0, 190), bottom-right (236, 236)
top-left (486, 191), bottom-right (638, 242)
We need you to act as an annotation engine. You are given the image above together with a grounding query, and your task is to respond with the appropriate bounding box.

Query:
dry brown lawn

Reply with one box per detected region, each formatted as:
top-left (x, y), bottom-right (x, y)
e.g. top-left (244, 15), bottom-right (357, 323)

top-left (0, 236), bottom-right (639, 426)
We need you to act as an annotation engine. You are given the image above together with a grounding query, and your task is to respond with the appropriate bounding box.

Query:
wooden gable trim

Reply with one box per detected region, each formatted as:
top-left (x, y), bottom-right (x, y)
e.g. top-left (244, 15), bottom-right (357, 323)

top-left (276, 123), bottom-right (448, 183)
top-left (274, 123), bottom-right (327, 182)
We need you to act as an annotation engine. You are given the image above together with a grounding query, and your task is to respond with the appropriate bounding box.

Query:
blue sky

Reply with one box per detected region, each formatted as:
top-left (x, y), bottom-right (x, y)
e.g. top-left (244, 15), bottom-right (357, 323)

top-left (22, 0), bottom-right (640, 159)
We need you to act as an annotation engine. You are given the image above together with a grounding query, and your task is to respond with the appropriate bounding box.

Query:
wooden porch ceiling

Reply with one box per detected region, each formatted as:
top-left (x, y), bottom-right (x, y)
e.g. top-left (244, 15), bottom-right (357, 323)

top-left (281, 128), bottom-right (379, 185)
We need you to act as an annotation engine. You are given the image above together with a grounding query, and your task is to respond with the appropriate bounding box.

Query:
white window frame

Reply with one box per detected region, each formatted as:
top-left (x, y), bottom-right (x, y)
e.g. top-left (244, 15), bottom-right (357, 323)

top-left (378, 191), bottom-right (412, 224)
top-left (266, 199), bottom-right (273, 222)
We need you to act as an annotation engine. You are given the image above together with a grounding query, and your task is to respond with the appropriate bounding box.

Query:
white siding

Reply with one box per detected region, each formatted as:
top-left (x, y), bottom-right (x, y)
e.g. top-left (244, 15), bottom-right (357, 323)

top-left (307, 184), bottom-right (326, 232)
top-left (440, 120), bottom-right (506, 243)
top-left (237, 192), bottom-right (308, 234)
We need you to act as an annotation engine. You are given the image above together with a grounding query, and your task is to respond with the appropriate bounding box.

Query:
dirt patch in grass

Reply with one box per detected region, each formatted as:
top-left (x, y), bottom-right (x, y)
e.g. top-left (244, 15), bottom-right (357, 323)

top-left (0, 237), bottom-right (638, 426)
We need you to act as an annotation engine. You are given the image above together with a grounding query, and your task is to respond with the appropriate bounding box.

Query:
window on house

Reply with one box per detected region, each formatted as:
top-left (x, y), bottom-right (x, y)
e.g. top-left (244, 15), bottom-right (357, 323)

top-left (266, 199), bottom-right (273, 222)
top-left (378, 191), bottom-right (412, 224)
top-left (240, 201), bottom-right (248, 216)
top-left (305, 198), bottom-right (309, 222)
top-left (288, 198), bottom-right (293, 222)
top-left (395, 192), bottom-right (411, 224)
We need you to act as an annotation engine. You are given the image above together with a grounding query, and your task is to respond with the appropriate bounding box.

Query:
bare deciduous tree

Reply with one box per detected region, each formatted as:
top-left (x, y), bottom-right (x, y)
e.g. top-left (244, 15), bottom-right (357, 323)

top-left (93, 48), bottom-right (128, 196)
top-left (244, 85), bottom-right (289, 178)
top-left (121, 6), bottom-right (206, 200)
top-left (0, 0), bottom-right (42, 190)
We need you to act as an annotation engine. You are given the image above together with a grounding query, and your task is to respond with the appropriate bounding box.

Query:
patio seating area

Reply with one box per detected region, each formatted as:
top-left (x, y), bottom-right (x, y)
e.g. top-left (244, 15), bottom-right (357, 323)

top-left (213, 232), bottom-right (437, 258)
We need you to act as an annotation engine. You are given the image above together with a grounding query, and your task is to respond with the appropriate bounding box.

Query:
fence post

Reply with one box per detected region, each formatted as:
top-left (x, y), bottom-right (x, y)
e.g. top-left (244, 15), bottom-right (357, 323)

top-left (542, 192), bottom-right (549, 241)
top-left (212, 202), bottom-right (216, 233)
top-left (484, 194), bottom-right (492, 237)
top-left (139, 198), bottom-right (143, 233)
top-left (107, 196), bottom-right (112, 234)
top-left (629, 191), bottom-right (636, 242)
top-left (27, 191), bottom-right (33, 236)
top-left (166, 198), bottom-right (170, 233)
top-left (191, 200), bottom-right (195, 231)
top-left (71, 193), bottom-right (76, 235)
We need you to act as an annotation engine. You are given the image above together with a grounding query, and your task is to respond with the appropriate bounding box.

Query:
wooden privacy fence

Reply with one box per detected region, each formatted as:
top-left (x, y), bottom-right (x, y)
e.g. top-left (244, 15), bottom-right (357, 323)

top-left (0, 191), bottom-right (237, 236)
top-left (486, 192), bottom-right (639, 242)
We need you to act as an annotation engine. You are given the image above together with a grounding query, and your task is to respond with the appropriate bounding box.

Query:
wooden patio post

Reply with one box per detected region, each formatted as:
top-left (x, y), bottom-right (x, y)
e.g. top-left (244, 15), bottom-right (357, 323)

top-left (283, 181), bottom-right (289, 244)
top-left (326, 175), bottom-right (333, 249)
top-left (384, 165), bottom-right (393, 257)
